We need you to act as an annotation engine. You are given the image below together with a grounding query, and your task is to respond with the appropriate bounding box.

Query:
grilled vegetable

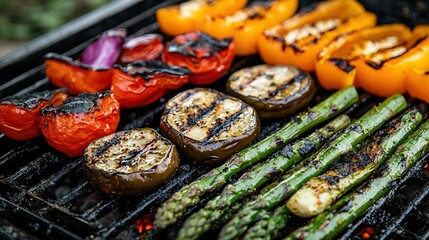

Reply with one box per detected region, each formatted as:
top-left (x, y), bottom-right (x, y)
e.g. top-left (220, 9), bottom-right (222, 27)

top-left (177, 115), bottom-right (350, 240)
top-left (160, 88), bottom-right (260, 165)
top-left (258, 0), bottom-right (376, 72)
top-left (226, 65), bottom-right (316, 119)
top-left (406, 26), bottom-right (429, 103)
top-left (196, 0), bottom-right (298, 56)
top-left (0, 89), bottom-right (67, 140)
top-left (154, 86), bottom-right (358, 230)
top-left (244, 205), bottom-right (290, 240)
top-left (315, 24), bottom-right (411, 90)
top-left (120, 34), bottom-right (164, 63)
top-left (162, 31), bottom-right (234, 85)
top-left (110, 61), bottom-right (190, 108)
top-left (156, 0), bottom-right (248, 36)
top-left (45, 53), bottom-right (114, 95)
top-left (287, 119), bottom-right (429, 240)
top-left (81, 28), bottom-right (126, 68)
top-left (83, 128), bottom-right (179, 195)
top-left (40, 90), bottom-right (120, 157)
top-left (219, 94), bottom-right (406, 240)
top-left (356, 25), bottom-right (429, 97)
top-left (287, 108), bottom-right (422, 218)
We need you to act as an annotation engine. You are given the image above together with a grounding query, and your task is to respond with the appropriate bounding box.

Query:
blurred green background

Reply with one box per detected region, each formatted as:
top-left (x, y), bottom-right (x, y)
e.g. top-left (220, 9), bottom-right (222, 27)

top-left (0, 0), bottom-right (112, 56)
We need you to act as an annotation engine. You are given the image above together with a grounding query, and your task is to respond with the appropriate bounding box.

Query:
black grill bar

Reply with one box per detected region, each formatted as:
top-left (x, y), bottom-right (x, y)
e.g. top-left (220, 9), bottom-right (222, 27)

top-left (339, 155), bottom-right (429, 240)
top-left (82, 196), bottom-right (120, 222)
top-left (1, 0), bottom-right (429, 239)
top-left (28, 158), bottom-right (82, 195)
top-left (0, 197), bottom-right (83, 240)
top-left (57, 181), bottom-right (94, 207)
top-left (6, 152), bottom-right (62, 186)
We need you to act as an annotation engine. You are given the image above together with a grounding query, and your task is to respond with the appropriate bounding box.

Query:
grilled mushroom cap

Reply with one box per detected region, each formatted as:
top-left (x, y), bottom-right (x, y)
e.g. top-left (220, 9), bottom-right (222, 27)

top-left (161, 88), bottom-right (260, 165)
top-left (226, 65), bottom-right (316, 119)
top-left (83, 128), bottom-right (179, 196)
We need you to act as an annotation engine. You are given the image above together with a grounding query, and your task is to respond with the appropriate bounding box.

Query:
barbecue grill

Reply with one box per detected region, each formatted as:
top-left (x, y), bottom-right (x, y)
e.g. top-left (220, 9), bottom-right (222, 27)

top-left (1, 0), bottom-right (429, 239)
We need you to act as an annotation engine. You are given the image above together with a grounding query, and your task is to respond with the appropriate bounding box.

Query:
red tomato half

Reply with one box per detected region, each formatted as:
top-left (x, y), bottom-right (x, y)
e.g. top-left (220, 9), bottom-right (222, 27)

top-left (120, 34), bottom-right (164, 63)
top-left (40, 91), bottom-right (120, 157)
top-left (0, 89), bottom-right (67, 140)
top-left (111, 61), bottom-right (190, 108)
top-left (162, 32), bottom-right (235, 85)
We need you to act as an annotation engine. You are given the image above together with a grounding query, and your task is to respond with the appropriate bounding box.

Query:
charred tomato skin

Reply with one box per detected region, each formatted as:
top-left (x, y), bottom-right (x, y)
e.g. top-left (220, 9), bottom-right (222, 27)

top-left (226, 65), bottom-right (316, 119)
top-left (44, 53), bottom-right (113, 95)
top-left (40, 91), bottom-right (120, 157)
top-left (0, 89), bottom-right (67, 140)
top-left (160, 88), bottom-right (261, 165)
top-left (110, 61), bottom-right (190, 108)
top-left (162, 32), bottom-right (235, 86)
top-left (120, 34), bottom-right (164, 63)
top-left (83, 128), bottom-right (180, 196)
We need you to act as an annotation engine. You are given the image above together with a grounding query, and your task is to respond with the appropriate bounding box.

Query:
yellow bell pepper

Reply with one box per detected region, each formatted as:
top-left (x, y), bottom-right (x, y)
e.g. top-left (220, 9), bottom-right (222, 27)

top-left (156, 0), bottom-right (248, 36)
top-left (315, 24), bottom-right (412, 90)
top-left (406, 25), bottom-right (429, 103)
top-left (196, 0), bottom-right (298, 56)
top-left (257, 0), bottom-right (376, 72)
top-left (355, 25), bottom-right (429, 97)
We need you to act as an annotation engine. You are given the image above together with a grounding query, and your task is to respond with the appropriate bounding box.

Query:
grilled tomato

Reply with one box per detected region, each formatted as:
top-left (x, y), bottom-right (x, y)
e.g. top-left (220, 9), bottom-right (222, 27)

top-left (110, 61), bottom-right (190, 109)
top-left (162, 32), bottom-right (234, 85)
top-left (120, 34), bottom-right (164, 63)
top-left (45, 53), bottom-right (114, 95)
top-left (226, 65), bottom-right (315, 119)
top-left (0, 89), bottom-right (67, 140)
top-left (40, 90), bottom-right (120, 157)
top-left (156, 0), bottom-right (248, 36)
top-left (258, 0), bottom-right (376, 72)
top-left (83, 128), bottom-right (179, 195)
top-left (196, 0), bottom-right (298, 56)
top-left (161, 88), bottom-right (260, 165)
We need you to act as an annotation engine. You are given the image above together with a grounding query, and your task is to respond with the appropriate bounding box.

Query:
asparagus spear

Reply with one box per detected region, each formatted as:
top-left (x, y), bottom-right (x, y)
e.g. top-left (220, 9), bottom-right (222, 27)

top-left (154, 87), bottom-right (358, 229)
top-left (176, 115), bottom-right (350, 239)
top-left (245, 108), bottom-right (422, 239)
top-left (243, 205), bottom-right (291, 240)
top-left (286, 119), bottom-right (429, 240)
top-left (219, 94), bottom-right (406, 240)
top-left (287, 108), bottom-right (422, 218)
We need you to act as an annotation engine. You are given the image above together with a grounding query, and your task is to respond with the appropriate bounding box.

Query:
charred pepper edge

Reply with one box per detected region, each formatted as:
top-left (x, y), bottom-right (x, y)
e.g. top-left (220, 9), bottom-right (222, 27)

top-left (44, 53), bottom-right (111, 71)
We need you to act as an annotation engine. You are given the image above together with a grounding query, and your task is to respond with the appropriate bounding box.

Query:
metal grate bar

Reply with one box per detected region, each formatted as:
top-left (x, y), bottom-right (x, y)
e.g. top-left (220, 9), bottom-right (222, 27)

top-left (28, 158), bottom-right (82, 195)
top-left (57, 181), bottom-right (94, 206)
top-left (82, 196), bottom-right (120, 222)
top-left (6, 152), bottom-right (62, 185)
top-left (0, 197), bottom-right (83, 240)
top-left (99, 164), bottom-right (209, 238)
top-left (380, 182), bottom-right (429, 239)
top-left (0, 141), bottom-right (42, 169)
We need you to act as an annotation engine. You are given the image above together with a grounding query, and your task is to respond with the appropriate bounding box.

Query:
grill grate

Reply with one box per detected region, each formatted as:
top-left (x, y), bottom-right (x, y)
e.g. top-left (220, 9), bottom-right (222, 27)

top-left (1, 0), bottom-right (429, 239)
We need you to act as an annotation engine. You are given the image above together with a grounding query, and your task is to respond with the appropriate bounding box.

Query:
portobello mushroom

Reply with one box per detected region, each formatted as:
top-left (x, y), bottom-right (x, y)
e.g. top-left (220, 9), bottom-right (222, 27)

top-left (160, 88), bottom-right (260, 165)
top-left (226, 65), bottom-right (316, 119)
top-left (83, 128), bottom-right (179, 196)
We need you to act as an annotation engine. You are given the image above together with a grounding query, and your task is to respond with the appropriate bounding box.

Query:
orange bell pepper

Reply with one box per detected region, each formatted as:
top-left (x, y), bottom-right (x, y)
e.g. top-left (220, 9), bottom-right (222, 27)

top-left (196, 0), bottom-right (298, 56)
top-left (406, 25), bottom-right (429, 103)
top-left (156, 0), bottom-right (248, 36)
top-left (356, 25), bottom-right (429, 97)
top-left (315, 24), bottom-right (412, 90)
top-left (257, 0), bottom-right (376, 72)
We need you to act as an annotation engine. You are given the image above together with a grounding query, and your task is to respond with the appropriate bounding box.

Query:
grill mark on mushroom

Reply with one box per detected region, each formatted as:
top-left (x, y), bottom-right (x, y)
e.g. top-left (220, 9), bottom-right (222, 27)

top-left (86, 129), bottom-right (172, 173)
top-left (204, 104), bottom-right (247, 142)
top-left (165, 89), bottom-right (257, 142)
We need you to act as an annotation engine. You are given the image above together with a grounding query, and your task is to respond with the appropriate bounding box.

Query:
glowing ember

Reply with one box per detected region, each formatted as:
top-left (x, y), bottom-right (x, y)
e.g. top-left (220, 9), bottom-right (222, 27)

top-left (135, 214), bottom-right (154, 234)
top-left (423, 162), bottom-right (429, 175)
top-left (358, 226), bottom-right (374, 239)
